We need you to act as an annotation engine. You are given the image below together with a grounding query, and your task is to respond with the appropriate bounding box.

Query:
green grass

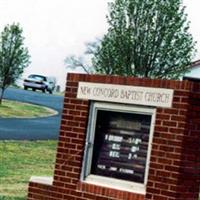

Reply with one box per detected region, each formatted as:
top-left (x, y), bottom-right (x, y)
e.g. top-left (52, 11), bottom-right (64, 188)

top-left (0, 100), bottom-right (57, 118)
top-left (0, 197), bottom-right (25, 200)
top-left (0, 140), bottom-right (57, 199)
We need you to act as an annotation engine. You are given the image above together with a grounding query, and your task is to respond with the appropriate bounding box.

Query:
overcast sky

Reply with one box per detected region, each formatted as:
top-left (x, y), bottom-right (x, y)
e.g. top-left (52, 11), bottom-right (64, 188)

top-left (0, 0), bottom-right (200, 90)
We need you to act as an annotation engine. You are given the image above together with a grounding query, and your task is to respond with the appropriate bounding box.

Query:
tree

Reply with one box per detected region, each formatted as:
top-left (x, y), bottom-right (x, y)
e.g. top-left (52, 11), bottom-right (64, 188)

top-left (64, 40), bottom-right (100, 74)
top-left (0, 23), bottom-right (30, 104)
top-left (93, 0), bottom-right (196, 78)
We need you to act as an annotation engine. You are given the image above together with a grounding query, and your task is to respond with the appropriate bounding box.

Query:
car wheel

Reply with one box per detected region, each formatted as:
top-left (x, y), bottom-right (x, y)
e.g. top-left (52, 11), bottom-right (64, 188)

top-left (49, 90), bottom-right (52, 94)
top-left (42, 88), bottom-right (46, 93)
top-left (32, 88), bottom-right (36, 91)
top-left (24, 86), bottom-right (28, 90)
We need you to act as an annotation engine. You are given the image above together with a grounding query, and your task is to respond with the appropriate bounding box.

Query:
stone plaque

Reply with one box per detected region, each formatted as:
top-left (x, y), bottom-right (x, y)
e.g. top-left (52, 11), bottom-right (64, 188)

top-left (77, 82), bottom-right (174, 108)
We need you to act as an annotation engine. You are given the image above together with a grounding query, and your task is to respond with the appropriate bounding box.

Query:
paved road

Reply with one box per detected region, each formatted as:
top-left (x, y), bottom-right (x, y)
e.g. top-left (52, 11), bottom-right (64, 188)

top-left (0, 88), bottom-right (64, 140)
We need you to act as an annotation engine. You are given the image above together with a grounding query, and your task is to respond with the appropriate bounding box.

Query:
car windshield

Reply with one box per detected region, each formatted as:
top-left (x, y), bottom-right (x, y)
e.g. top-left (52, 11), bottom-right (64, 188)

top-left (28, 75), bottom-right (46, 81)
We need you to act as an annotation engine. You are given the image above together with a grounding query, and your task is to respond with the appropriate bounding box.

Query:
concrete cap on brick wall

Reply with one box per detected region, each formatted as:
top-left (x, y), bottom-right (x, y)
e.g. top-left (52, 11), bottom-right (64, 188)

top-left (29, 176), bottom-right (53, 186)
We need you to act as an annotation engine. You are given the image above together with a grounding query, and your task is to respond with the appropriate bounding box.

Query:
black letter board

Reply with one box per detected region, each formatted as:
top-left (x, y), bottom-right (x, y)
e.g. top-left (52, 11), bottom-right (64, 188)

top-left (91, 110), bottom-right (151, 184)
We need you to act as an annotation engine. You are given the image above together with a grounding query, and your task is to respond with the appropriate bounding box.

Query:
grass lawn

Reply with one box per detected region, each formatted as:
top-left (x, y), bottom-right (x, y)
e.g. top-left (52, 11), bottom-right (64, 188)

top-left (0, 140), bottom-right (57, 200)
top-left (0, 99), bottom-right (57, 118)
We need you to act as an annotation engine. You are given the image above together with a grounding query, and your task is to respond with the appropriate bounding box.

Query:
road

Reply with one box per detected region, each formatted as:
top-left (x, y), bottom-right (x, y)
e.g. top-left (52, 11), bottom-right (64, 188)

top-left (0, 88), bottom-right (64, 140)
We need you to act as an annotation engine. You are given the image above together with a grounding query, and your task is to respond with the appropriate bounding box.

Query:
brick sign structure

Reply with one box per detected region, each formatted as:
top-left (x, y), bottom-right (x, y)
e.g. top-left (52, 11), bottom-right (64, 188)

top-left (28, 73), bottom-right (200, 200)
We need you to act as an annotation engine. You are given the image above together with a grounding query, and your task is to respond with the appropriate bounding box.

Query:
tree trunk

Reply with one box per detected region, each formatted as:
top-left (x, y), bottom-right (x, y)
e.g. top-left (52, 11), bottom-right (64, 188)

top-left (0, 88), bottom-right (5, 105)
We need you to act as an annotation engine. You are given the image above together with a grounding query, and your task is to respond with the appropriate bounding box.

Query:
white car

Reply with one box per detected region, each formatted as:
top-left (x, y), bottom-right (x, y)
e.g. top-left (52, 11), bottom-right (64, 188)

top-left (23, 74), bottom-right (56, 94)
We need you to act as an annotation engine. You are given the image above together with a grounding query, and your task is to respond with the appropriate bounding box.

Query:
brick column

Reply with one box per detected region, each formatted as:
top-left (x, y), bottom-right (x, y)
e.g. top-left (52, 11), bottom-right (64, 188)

top-left (27, 73), bottom-right (200, 200)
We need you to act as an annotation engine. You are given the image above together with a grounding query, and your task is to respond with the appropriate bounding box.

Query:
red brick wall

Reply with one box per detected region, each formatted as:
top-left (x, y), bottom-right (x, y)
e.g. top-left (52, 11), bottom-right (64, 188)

top-left (28, 73), bottom-right (200, 200)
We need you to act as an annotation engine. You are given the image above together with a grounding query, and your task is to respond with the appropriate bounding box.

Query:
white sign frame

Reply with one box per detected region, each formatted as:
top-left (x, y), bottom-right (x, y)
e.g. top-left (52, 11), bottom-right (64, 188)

top-left (81, 102), bottom-right (156, 194)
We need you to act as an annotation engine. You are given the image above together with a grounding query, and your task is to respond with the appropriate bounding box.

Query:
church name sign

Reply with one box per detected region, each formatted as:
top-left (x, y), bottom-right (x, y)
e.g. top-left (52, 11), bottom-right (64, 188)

top-left (77, 82), bottom-right (174, 108)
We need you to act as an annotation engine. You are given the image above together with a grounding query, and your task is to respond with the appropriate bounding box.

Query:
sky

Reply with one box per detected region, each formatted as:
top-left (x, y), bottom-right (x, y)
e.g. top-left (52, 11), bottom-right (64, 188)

top-left (0, 0), bottom-right (200, 90)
